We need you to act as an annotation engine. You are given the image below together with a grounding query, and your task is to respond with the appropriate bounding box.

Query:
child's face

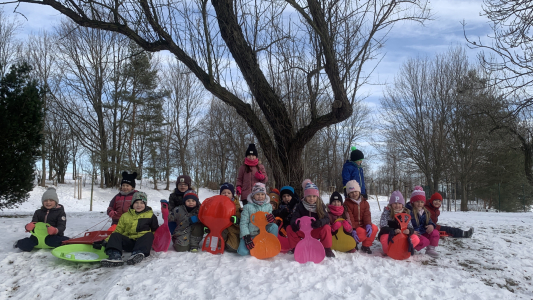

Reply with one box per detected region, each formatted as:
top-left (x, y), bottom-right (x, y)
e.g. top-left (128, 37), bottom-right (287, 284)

top-left (133, 200), bottom-right (146, 212)
top-left (253, 192), bottom-right (266, 202)
top-left (246, 154), bottom-right (257, 160)
top-left (43, 199), bottom-right (57, 209)
top-left (177, 183), bottom-right (189, 192)
top-left (281, 194), bottom-right (292, 204)
top-left (391, 203), bottom-right (404, 212)
top-left (185, 199), bottom-right (197, 208)
top-left (348, 191), bottom-right (360, 200)
top-left (121, 183), bottom-right (133, 193)
top-left (306, 195), bottom-right (318, 205)
top-left (331, 200), bottom-right (342, 207)
top-left (221, 189), bottom-right (233, 199)
top-left (413, 200), bottom-right (425, 209)
top-left (432, 199), bottom-right (442, 208)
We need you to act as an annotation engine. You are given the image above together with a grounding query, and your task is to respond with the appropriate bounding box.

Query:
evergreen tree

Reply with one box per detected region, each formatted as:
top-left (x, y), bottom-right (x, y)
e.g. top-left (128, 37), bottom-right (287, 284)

top-left (0, 63), bottom-right (43, 209)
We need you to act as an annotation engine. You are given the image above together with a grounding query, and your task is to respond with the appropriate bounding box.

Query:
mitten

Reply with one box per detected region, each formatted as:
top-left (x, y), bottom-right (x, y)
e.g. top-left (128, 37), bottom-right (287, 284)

top-left (25, 222), bottom-right (36, 232)
top-left (230, 216), bottom-right (240, 224)
top-left (108, 210), bottom-right (118, 218)
top-left (266, 214), bottom-right (275, 223)
top-left (365, 224), bottom-right (372, 237)
top-left (351, 230), bottom-right (360, 242)
top-left (311, 219), bottom-right (321, 229)
top-left (47, 226), bottom-right (59, 235)
top-left (243, 235), bottom-right (255, 250)
top-left (236, 186), bottom-right (242, 195)
top-left (291, 223), bottom-right (300, 233)
top-left (342, 220), bottom-right (352, 233)
top-left (331, 221), bottom-right (342, 232)
top-left (254, 171), bottom-right (265, 181)
top-left (188, 216), bottom-right (199, 224)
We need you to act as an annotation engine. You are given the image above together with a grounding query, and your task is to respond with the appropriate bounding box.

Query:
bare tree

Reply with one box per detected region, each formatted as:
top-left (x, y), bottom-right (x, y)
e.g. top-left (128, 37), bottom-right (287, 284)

top-left (0, 9), bottom-right (22, 76)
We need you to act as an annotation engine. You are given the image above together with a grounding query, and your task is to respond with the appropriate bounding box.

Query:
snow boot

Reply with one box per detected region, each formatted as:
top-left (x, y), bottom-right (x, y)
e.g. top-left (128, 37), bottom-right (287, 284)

top-left (361, 246), bottom-right (372, 254)
top-left (425, 246), bottom-right (439, 258)
top-left (347, 247), bottom-right (357, 253)
top-left (325, 248), bottom-right (336, 258)
top-left (126, 251), bottom-right (144, 265)
top-left (464, 227), bottom-right (474, 238)
top-left (101, 249), bottom-right (124, 267)
top-left (190, 247), bottom-right (199, 253)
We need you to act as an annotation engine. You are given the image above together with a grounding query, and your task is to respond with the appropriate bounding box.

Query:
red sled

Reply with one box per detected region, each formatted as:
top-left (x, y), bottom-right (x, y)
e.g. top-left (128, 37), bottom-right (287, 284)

top-left (439, 231), bottom-right (450, 238)
top-left (388, 213), bottom-right (412, 260)
top-left (199, 195), bottom-right (236, 254)
top-left (62, 230), bottom-right (113, 245)
top-left (153, 199), bottom-right (172, 252)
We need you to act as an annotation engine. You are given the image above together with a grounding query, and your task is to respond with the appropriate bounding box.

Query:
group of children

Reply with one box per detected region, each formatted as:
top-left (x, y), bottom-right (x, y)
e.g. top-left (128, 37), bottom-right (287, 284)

top-left (14, 144), bottom-right (473, 266)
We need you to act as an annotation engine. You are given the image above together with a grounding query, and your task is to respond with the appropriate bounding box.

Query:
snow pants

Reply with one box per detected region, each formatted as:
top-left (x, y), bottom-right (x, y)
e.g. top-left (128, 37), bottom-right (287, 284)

top-left (286, 224), bottom-right (333, 249)
top-left (354, 224), bottom-right (378, 247)
top-left (414, 229), bottom-right (439, 251)
top-left (173, 223), bottom-right (204, 252)
top-left (106, 232), bottom-right (154, 257)
top-left (237, 223), bottom-right (278, 256)
top-left (16, 235), bottom-right (70, 252)
top-left (379, 234), bottom-right (420, 255)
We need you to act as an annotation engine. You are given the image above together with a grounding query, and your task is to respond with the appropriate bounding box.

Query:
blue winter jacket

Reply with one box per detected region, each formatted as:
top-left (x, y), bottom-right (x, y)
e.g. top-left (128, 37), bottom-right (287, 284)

top-left (240, 197), bottom-right (273, 238)
top-left (342, 160), bottom-right (366, 194)
top-left (409, 208), bottom-right (436, 234)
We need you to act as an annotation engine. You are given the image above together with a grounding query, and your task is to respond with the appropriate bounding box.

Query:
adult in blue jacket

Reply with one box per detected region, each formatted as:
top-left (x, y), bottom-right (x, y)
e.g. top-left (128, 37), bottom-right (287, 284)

top-left (342, 147), bottom-right (366, 195)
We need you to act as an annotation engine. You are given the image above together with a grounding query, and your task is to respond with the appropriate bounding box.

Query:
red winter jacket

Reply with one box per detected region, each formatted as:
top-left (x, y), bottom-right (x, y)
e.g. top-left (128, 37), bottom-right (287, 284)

top-left (107, 190), bottom-right (137, 225)
top-left (344, 196), bottom-right (372, 229)
top-left (236, 162), bottom-right (267, 201)
top-left (425, 198), bottom-right (441, 230)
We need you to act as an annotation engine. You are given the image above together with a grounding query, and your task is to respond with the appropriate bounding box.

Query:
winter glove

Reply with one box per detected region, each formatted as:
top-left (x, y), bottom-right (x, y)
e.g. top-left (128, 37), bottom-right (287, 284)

top-left (47, 226), bottom-right (59, 235)
top-left (230, 216), bottom-right (240, 224)
top-left (342, 220), bottom-right (352, 233)
top-left (311, 219), bottom-right (322, 229)
top-left (236, 186), bottom-right (242, 196)
top-left (92, 240), bottom-right (107, 250)
top-left (188, 216), bottom-right (199, 224)
top-left (291, 223), bottom-right (300, 233)
top-left (25, 222), bottom-right (36, 232)
top-left (204, 227), bottom-right (210, 234)
top-left (351, 230), bottom-right (360, 243)
top-left (266, 214), bottom-right (275, 223)
top-left (365, 224), bottom-right (372, 237)
top-left (254, 171), bottom-right (266, 181)
top-left (331, 221), bottom-right (342, 233)
top-left (243, 235), bottom-right (255, 250)
top-left (108, 210), bottom-right (118, 218)
top-left (388, 230), bottom-right (397, 244)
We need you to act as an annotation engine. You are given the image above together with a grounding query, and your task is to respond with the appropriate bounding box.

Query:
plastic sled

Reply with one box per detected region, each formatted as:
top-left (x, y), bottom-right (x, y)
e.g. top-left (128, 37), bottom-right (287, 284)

top-left (52, 244), bottom-right (108, 262)
top-left (107, 224), bottom-right (117, 231)
top-left (439, 231), bottom-right (450, 238)
top-left (275, 217), bottom-right (290, 253)
top-left (331, 218), bottom-right (357, 252)
top-left (388, 213), bottom-right (411, 260)
top-left (199, 195), bottom-right (236, 254)
top-left (249, 212), bottom-right (280, 259)
top-left (294, 216), bottom-right (325, 264)
top-left (153, 199), bottom-right (172, 252)
top-left (31, 222), bottom-right (54, 249)
top-left (62, 230), bottom-right (113, 245)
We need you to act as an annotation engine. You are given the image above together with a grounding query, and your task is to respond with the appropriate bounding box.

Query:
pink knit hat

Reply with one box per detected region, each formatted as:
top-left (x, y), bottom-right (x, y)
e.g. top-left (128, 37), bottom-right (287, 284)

top-left (302, 179), bottom-right (319, 197)
top-left (345, 180), bottom-right (361, 194)
top-left (410, 186), bottom-right (426, 203)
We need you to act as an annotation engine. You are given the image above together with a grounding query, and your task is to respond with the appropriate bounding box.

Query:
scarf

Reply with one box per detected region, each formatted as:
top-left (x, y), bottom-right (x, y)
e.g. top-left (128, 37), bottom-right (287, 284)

top-left (252, 198), bottom-right (267, 206)
top-left (303, 200), bottom-right (317, 213)
top-left (244, 157), bottom-right (258, 167)
top-left (328, 205), bottom-right (344, 216)
top-left (350, 197), bottom-right (362, 205)
top-left (418, 209), bottom-right (424, 217)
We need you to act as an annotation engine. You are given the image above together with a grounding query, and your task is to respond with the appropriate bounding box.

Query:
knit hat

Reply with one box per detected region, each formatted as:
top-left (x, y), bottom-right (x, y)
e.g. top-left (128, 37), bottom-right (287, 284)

top-left (183, 190), bottom-right (200, 206)
top-left (280, 186), bottom-right (295, 200)
top-left (302, 179), bottom-right (319, 197)
top-left (131, 191), bottom-right (148, 208)
top-left (42, 187), bottom-right (59, 204)
top-left (250, 182), bottom-right (267, 198)
top-left (176, 175), bottom-right (192, 188)
top-left (389, 190), bottom-right (405, 205)
top-left (219, 182), bottom-right (235, 197)
top-left (245, 143), bottom-right (258, 157)
top-left (329, 191), bottom-right (343, 205)
top-left (350, 146), bottom-right (364, 162)
top-left (269, 192), bottom-right (280, 206)
top-left (430, 192), bottom-right (443, 202)
top-left (121, 171), bottom-right (137, 188)
top-left (410, 186), bottom-right (426, 203)
top-left (270, 188), bottom-right (280, 196)
top-left (345, 180), bottom-right (361, 194)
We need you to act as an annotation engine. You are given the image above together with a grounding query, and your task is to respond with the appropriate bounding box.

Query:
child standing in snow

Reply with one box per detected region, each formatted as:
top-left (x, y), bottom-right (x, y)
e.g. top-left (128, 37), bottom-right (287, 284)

top-left (101, 192), bottom-right (159, 267)
top-left (342, 146), bottom-right (366, 196)
top-left (107, 172), bottom-right (138, 231)
top-left (238, 183), bottom-right (278, 256)
top-left (287, 179), bottom-right (335, 258)
top-left (15, 187), bottom-right (70, 251)
top-left (378, 191), bottom-right (419, 256)
top-left (327, 191), bottom-right (357, 253)
top-left (344, 180), bottom-right (378, 254)
top-left (170, 191), bottom-right (203, 252)
top-left (219, 182), bottom-right (242, 252)
top-left (425, 192), bottom-right (474, 238)
top-left (236, 144), bottom-right (268, 205)
top-left (168, 175), bottom-right (193, 233)
top-left (272, 186), bottom-right (299, 231)
top-left (406, 186), bottom-right (440, 257)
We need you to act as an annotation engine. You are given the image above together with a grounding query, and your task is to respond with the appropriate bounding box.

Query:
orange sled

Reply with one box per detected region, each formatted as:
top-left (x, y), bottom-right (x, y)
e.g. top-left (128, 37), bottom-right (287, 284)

top-left (250, 212), bottom-right (281, 259)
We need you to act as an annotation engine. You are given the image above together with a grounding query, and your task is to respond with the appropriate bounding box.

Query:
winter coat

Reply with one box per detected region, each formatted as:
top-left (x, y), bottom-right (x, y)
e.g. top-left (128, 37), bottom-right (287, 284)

top-left (107, 206), bottom-right (159, 241)
top-left (377, 206), bottom-right (414, 239)
top-left (409, 207), bottom-right (436, 234)
top-left (223, 196), bottom-right (242, 250)
top-left (344, 196), bottom-right (372, 229)
top-left (290, 202), bottom-right (330, 232)
top-left (240, 200), bottom-right (273, 238)
top-left (107, 190), bottom-right (137, 225)
top-left (32, 204), bottom-right (67, 236)
top-left (236, 163), bottom-right (268, 201)
top-left (272, 193), bottom-right (299, 228)
top-left (425, 199), bottom-right (441, 230)
top-left (171, 204), bottom-right (203, 247)
top-left (341, 160), bottom-right (366, 194)
top-left (168, 189), bottom-right (186, 213)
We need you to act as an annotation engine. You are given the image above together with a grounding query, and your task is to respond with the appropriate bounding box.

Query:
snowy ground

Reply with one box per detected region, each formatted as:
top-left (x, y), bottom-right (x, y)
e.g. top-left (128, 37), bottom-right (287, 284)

top-left (1, 180), bottom-right (532, 300)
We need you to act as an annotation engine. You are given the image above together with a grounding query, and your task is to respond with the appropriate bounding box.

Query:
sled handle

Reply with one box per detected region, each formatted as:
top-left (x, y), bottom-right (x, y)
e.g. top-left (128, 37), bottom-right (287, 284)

top-left (394, 213), bottom-right (411, 231)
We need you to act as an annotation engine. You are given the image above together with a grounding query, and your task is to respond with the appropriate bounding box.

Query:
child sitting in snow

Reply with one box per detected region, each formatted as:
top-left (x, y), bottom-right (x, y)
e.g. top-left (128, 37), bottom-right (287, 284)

top-left (327, 191), bottom-right (356, 253)
top-left (272, 186), bottom-right (299, 231)
top-left (287, 180), bottom-right (335, 258)
top-left (101, 191), bottom-right (159, 267)
top-left (378, 191), bottom-right (419, 256)
top-left (344, 180), bottom-right (378, 254)
top-left (15, 187), bottom-right (70, 251)
top-left (238, 183), bottom-right (278, 256)
top-left (406, 186), bottom-right (440, 257)
top-left (170, 191), bottom-right (203, 252)
top-left (219, 183), bottom-right (241, 253)
top-left (107, 172), bottom-right (138, 231)
top-left (425, 192), bottom-right (474, 238)
top-left (168, 175), bottom-right (193, 233)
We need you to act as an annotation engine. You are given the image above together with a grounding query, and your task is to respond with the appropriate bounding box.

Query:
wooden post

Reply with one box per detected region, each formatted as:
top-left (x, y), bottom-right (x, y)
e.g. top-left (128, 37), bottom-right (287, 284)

top-left (90, 170), bottom-right (95, 211)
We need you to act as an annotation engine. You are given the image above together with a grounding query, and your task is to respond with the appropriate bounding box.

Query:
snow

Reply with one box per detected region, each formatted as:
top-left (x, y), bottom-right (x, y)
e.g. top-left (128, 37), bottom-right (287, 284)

top-left (1, 180), bottom-right (532, 299)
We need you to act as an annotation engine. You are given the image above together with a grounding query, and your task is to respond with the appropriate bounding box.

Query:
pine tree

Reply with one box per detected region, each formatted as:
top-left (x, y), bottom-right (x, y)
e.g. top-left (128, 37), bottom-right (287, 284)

top-left (0, 63), bottom-right (43, 209)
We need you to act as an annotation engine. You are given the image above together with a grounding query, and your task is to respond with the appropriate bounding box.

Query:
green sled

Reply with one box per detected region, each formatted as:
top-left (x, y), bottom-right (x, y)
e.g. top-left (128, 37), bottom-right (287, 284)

top-left (52, 244), bottom-right (109, 262)
top-left (31, 222), bottom-right (54, 249)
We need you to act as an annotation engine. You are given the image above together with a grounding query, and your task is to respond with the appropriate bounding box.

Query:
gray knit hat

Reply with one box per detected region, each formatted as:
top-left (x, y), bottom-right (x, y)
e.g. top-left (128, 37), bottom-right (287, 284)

top-left (131, 191), bottom-right (148, 208)
top-left (42, 187), bottom-right (59, 204)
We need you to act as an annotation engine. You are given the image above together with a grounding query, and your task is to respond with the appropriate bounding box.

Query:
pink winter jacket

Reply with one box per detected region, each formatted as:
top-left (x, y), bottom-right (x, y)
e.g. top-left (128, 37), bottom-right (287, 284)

top-left (327, 206), bottom-right (353, 234)
top-left (236, 163), bottom-right (268, 201)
